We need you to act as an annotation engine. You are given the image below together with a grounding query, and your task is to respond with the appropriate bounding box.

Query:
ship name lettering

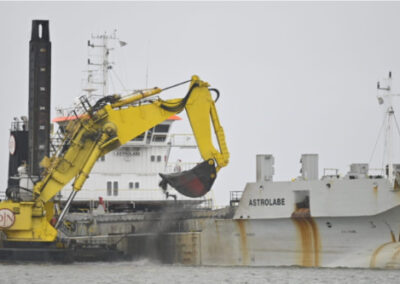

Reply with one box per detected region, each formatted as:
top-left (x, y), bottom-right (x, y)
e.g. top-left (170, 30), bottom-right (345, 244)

top-left (248, 198), bottom-right (285, 206)
top-left (114, 151), bottom-right (140, 157)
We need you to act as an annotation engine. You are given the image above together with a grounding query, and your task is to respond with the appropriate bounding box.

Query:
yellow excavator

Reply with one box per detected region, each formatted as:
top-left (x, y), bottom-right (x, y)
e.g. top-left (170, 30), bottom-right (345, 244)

top-left (0, 75), bottom-right (229, 243)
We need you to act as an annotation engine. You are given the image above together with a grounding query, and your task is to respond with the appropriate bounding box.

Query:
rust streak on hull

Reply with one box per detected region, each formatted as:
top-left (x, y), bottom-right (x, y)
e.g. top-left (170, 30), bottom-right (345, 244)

top-left (370, 242), bottom-right (394, 268)
top-left (309, 217), bottom-right (321, 266)
top-left (291, 209), bottom-right (321, 267)
top-left (391, 231), bottom-right (396, 243)
top-left (235, 219), bottom-right (249, 265)
top-left (292, 218), bottom-right (312, 266)
top-left (390, 245), bottom-right (400, 264)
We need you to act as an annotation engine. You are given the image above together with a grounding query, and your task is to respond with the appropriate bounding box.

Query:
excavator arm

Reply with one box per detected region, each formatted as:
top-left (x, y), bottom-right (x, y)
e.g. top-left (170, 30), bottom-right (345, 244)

top-left (0, 75), bottom-right (229, 242)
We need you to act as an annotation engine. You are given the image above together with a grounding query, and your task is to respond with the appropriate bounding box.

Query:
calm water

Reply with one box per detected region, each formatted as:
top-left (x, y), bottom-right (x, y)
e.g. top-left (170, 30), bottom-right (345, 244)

top-left (1, 260), bottom-right (400, 284)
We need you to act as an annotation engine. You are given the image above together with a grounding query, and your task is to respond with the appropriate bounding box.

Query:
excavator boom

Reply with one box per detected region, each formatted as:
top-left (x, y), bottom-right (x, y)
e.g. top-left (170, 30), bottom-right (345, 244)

top-left (0, 75), bottom-right (229, 242)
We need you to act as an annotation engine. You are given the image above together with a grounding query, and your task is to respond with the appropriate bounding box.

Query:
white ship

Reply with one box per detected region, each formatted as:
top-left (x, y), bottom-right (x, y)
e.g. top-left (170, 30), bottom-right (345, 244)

top-left (192, 72), bottom-right (400, 268)
top-left (63, 71), bottom-right (400, 269)
top-left (52, 32), bottom-right (214, 212)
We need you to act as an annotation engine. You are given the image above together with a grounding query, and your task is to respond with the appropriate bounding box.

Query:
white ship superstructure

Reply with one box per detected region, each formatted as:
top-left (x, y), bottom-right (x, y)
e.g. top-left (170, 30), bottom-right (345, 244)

top-left (58, 116), bottom-right (215, 208)
top-left (52, 32), bottom-right (214, 211)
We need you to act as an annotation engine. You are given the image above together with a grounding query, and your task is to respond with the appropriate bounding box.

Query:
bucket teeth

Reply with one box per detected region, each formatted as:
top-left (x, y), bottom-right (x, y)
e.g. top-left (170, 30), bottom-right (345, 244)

top-left (159, 159), bottom-right (217, 198)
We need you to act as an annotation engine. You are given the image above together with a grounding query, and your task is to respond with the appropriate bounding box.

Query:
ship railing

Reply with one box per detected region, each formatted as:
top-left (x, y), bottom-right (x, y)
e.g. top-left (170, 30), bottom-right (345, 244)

top-left (197, 198), bottom-right (213, 209)
top-left (69, 189), bottom-right (214, 207)
top-left (169, 134), bottom-right (197, 148)
top-left (10, 120), bottom-right (28, 132)
top-left (50, 131), bottom-right (65, 156)
top-left (368, 168), bottom-right (386, 178)
top-left (230, 191), bottom-right (243, 206)
top-left (321, 168), bottom-right (340, 180)
top-left (323, 168), bottom-right (339, 176)
top-left (50, 101), bottom-right (92, 158)
top-left (165, 162), bottom-right (199, 173)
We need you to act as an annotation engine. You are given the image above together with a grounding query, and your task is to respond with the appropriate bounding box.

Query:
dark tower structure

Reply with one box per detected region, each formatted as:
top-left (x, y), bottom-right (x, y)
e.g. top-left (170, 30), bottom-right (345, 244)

top-left (28, 20), bottom-right (51, 178)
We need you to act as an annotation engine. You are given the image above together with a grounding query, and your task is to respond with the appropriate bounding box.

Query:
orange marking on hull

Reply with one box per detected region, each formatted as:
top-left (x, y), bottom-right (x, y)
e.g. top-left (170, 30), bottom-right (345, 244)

top-left (373, 186), bottom-right (378, 199)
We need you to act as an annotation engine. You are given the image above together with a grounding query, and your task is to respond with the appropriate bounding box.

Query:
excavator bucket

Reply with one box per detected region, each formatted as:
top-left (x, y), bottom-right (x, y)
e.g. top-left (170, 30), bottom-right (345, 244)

top-left (159, 160), bottom-right (217, 198)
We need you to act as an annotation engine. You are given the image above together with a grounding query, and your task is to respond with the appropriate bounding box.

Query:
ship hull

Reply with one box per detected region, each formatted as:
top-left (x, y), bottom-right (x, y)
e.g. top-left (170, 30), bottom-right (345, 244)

top-left (58, 204), bottom-right (400, 268)
top-left (2, 206), bottom-right (399, 268)
top-left (191, 207), bottom-right (400, 268)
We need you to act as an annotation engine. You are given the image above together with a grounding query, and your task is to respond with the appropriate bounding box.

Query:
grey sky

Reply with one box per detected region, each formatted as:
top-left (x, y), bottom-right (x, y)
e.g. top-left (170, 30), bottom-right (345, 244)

top-left (1, 1), bottom-right (400, 205)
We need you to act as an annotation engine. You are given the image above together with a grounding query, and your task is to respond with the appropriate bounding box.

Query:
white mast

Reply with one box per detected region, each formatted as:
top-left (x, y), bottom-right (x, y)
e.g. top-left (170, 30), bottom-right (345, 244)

top-left (85, 30), bottom-right (127, 99)
top-left (102, 32), bottom-right (109, 97)
top-left (377, 71), bottom-right (399, 183)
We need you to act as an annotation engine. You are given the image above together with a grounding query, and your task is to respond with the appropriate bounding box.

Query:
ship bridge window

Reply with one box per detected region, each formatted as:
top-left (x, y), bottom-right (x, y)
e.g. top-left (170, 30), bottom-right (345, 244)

top-left (146, 128), bottom-right (153, 144)
top-left (59, 125), bottom-right (66, 134)
top-left (157, 155), bottom-right (161, 162)
top-left (113, 181), bottom-right (118, 196)
top-left (107, 181), bottom-right (112, 196)
top-left (154, 124), bottom-right (170, 133)
top-left (129, 182), bottom-right (139, 189)
top-left (151, 155), bottom-right (155, 162)
top-left (152, 135), bottom-right (166, 142)
top-left (131, 132), bottom-right (145, 142)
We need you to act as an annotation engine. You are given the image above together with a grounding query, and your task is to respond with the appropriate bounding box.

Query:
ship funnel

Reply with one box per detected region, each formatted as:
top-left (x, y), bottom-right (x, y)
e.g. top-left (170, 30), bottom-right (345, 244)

top-left (159, 159), bottom-right (216, 198)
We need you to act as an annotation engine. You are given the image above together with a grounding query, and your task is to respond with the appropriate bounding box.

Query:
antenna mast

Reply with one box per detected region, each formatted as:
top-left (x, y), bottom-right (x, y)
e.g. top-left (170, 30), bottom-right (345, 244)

top-left (85, 30), bottom-right (127, 99)
top-left (377, 71), bottom-right (399, 183)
